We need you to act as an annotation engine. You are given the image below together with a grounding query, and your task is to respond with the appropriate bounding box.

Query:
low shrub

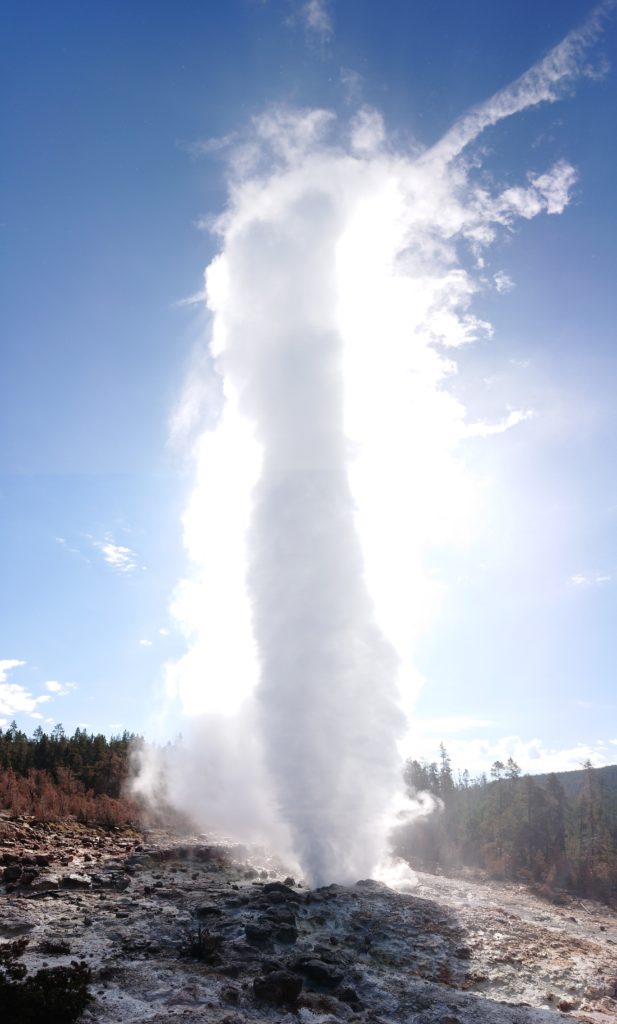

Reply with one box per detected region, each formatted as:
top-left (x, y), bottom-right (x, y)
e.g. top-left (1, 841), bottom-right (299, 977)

top-left (0, 938), bottom-right (92, 1024)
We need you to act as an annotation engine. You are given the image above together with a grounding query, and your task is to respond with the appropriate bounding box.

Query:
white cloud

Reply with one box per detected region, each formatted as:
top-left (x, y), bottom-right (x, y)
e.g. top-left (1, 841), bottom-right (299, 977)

top-left (44, 680), bottom-right (76, 696)
top-left (139, 639), bottom-right (153, 647)
top-left (413, 733), bottom-right (617, 777)
top-left (253, 106), bottom-right (335, 163)
top-left (300, 0), bottom-right (333, 43)
top-left (350, 107), bottom-right (385, 155)
top-left (0, 660), bottom-right (51, 719)
top-left (91, 534), bottom-right (139, 574)
top-left (494, 270), bottom-right (514, 293)
top-left (570, 572), bottom-right (612, 586)
top-left (183, 132), bottom-right (238, 159)
top-left (174, 288), bottom-right (208, 308)
top-left (159, 628), bottom-right (170, 637)
top-left (497, 161), bottom-right (578, 221)
top-left (463, 409), bottom-right (535, 438)
top-left (0, 659), bottom-right (25, 684)
top-left (430, 3), bottom-right (612, 163)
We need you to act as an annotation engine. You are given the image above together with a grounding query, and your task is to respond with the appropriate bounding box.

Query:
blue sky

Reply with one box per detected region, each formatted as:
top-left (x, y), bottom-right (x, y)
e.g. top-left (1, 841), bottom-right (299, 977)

top-left (2, 0), bottom-right (617, 776)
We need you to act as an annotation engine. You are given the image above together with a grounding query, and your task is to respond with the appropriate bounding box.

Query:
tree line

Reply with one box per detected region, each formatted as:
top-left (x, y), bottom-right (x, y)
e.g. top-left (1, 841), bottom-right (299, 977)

top-left (397, 744), bottom-right (617, 904)
top-left (0, 722), bottom-right (139, 826)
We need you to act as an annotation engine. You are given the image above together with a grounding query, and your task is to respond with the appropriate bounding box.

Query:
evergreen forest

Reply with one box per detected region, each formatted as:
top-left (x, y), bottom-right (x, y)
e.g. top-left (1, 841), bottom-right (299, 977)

top-left (398, 744), bottom-right (617, 904)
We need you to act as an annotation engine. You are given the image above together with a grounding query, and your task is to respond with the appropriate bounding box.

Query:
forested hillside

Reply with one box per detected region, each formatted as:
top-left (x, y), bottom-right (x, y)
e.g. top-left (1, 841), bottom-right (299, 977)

top-left (398, 746), bottom-right (617, 903)
top-left (0, 723), bottom-right (138, 825)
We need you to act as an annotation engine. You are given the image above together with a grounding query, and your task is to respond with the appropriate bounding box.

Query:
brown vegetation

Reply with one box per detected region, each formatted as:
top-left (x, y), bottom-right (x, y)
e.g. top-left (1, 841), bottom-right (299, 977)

top-left (0, 723), bottom-right (139, 826)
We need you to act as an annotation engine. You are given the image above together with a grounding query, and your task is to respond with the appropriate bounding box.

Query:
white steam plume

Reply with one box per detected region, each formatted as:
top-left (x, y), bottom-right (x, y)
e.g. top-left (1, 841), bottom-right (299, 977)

top-left (136, 9), bottom-right (608, 886)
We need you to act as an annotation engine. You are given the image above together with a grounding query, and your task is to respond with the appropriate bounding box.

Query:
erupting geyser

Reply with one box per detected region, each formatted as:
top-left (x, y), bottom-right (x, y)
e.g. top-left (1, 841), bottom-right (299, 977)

top-left (135, 7), bottom-right (608, 886)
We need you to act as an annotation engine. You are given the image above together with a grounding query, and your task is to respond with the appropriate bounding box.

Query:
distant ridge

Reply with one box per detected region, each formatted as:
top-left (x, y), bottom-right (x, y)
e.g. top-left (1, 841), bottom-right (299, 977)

top-left (531, 762), bottom-right (617, 798)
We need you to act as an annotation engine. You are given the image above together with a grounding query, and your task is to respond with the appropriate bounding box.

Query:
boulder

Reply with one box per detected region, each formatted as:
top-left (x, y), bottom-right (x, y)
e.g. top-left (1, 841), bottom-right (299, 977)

top-left (194, 904), bottom-right (223, 919)
top-left (30, 875), bottom-right (60, 893)
top-left (60, 873), bottom-right (92, 889)
top-left (3, 864), bottom-right (22, 882)
top-left (245, 922), bottom-right (273, 943)
top-left (264, 905), bottom-right (296, 925)
top-left (19, 867), bottom-right (39, 886)
top-left (293, 957), bottom-right (344, 988)
top-left (253, 970), bottom-right (302, 1006)
top-left (262, 881), bottom-right (299, 900)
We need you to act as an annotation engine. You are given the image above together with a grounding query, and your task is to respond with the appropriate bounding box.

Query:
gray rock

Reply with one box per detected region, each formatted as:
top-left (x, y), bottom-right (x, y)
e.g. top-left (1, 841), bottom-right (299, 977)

top-left (20, 867), bottom-right (39, 885)
top-left (30, 875), bottom-right (59, 893)
top-left (194, 904), bottom-right (223, 918)
top-left (294, 957), bottom-right (344, 988)
top-left (245, 922), bottom-right (273, 943)
top-left (253, 970), bottom-right (303, 1006)
top-left (262, 881), bottom-right (300, 900)
top-left (264, 905), bottom-right (296, 925)
top-left (60, 873), bottom-right (92, 889)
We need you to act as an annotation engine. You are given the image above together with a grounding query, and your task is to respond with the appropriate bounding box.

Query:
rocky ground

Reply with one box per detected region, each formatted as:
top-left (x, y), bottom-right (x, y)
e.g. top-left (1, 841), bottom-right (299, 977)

top-left (1, 816), bottom-right (616, 1023)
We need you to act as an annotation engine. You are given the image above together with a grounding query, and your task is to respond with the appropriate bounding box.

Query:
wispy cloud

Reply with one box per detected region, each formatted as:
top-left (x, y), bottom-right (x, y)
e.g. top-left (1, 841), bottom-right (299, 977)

top-left (44, 680), bottom-right (77, 696)
top-left (91, 534), bottom-right (139, 574)
top-left (0, 660), bottom-right (25, 685)
top-left (55, 536), bottom-right (90, 563)
top-left (494, 271), bottom-right (514, 293)
top-left (429, 1), bottom-right (614, 163)
top-left (464, 409), bottom-right (535, 438)
top-left (340, 67), bottom-right (362, 105)
top-left (497, 161), bottom-right (578, 220)
top-left (0, 660), bottom-right (51, 723)
top-left (299, 0), bottom-right (333, 43)
top-left (181, 132), bottom-right (238, 159)
top-left (350, 106), bottom-right (386, 155)
top-left (570, 572), bottom-right (612, 586)
top-left (139, 639), bottom-right (153, 647)
top-left (173, 288), bottom-right (207, 308)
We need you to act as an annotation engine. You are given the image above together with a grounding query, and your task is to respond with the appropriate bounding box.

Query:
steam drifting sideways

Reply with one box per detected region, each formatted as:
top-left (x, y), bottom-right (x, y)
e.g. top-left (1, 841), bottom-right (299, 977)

top-left (136, 8), bottom-right (610, 886)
